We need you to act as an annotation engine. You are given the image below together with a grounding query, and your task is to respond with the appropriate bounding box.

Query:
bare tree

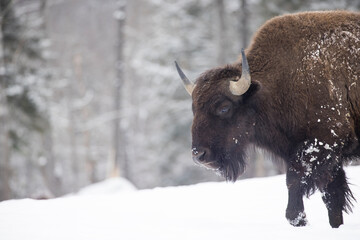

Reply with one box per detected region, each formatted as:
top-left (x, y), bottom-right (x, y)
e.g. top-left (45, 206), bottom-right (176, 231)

top-left (239, 0), bottom-right (249, 49)
top-left (113, 0), bottom-right (130, 180)
top-left (216, 0), bottom-right (226, 65)
top-left (0, 0), bottom-right (15, 201)
top-left (0, 0), bottom-right (12, 199)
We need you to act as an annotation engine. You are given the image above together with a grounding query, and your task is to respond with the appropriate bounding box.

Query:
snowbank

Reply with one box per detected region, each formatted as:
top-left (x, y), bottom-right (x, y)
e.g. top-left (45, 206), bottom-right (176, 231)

top-left (76, 177), bottom-right (137, 196)
top-left (0, 166), bottom-right (359, 240)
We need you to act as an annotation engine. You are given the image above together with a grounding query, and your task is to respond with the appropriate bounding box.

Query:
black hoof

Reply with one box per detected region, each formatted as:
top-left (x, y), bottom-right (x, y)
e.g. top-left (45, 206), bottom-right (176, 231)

top-left (286, 211), bottom-right (308, 227)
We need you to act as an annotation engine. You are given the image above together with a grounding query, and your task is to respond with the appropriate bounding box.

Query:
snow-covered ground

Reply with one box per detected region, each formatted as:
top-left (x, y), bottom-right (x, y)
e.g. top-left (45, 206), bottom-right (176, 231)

top-left (0, 166), bottom-right (359, 240)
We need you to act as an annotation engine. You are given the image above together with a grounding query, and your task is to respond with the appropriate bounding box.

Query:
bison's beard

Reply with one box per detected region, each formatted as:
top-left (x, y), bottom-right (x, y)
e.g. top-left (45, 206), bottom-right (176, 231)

top-left (216, 151), bottom-right (246, 182)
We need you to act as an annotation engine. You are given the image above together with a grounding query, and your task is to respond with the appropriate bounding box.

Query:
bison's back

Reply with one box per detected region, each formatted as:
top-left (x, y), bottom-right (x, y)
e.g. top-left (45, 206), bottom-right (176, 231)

top-left (292, 11), bottom-right (360, 141)
top-left (248, 11), bottom-right (360, 151)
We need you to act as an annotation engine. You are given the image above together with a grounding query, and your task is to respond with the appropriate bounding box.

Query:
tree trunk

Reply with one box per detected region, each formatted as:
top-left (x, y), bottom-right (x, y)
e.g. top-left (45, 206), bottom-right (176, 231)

top-left (38, 0), bottom-right (63, 197)
top-left (0, 0), bottom-right (13, 201)
top-left (113, 1), bottom-right (130, 180)
top-left (239, 0), bottom-right (249, 49)
top-left (216, 0), bottom-right (226, 65)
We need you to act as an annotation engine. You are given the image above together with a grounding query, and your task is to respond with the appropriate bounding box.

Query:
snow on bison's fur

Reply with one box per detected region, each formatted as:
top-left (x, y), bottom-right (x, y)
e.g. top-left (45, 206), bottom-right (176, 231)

top-left (175, 10), bottom-right (360, 228)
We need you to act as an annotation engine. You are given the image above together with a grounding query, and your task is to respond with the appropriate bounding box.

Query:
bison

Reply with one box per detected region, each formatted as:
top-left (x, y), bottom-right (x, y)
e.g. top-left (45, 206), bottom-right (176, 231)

top-left (175, 10), bottom-right (360, 228)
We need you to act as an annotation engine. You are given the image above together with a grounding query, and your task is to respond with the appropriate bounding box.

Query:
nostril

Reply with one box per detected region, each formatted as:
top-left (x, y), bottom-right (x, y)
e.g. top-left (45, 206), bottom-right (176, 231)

top-left (192, 147), bottom-right (207, 162)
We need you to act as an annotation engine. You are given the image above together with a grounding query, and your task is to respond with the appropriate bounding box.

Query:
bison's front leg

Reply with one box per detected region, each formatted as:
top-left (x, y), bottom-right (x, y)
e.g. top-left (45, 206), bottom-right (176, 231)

top-left (285, 168), bottom-right (308, 226)
top-left (321, 167), bottom-right (354, 228)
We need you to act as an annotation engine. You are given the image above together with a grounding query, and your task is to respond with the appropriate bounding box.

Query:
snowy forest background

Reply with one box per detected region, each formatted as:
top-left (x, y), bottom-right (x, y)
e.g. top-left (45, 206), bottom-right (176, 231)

top-left (1, 0), bottom-right (360, 201)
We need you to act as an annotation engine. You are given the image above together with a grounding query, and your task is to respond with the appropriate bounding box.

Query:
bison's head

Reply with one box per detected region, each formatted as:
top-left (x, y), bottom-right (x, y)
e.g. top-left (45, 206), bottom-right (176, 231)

top-left (176, 49), bottom-right (259, 181)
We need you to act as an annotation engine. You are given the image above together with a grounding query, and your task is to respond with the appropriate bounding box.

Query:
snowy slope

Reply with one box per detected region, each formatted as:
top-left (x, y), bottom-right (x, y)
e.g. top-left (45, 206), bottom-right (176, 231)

top-left (0, 166), bottom-right (359, 240)
top-left (75, 177), bottom-right (137, 196)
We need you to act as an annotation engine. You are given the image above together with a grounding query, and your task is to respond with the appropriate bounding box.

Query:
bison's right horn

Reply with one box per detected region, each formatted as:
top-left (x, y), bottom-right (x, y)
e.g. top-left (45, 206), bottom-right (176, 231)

top-left (229, 48), bottom-right (251, 96)
top-left (175, 61), bottom-right (195, 96)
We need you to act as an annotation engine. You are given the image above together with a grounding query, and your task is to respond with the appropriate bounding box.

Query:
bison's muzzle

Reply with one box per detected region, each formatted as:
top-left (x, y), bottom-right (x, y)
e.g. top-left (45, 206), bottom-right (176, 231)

top-left (192, 147), bottom-right (221, 170)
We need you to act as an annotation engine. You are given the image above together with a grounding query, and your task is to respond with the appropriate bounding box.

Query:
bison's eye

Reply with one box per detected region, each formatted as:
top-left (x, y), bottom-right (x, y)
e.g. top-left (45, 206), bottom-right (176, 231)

top-left (216, 101), bottom-right (233, 118)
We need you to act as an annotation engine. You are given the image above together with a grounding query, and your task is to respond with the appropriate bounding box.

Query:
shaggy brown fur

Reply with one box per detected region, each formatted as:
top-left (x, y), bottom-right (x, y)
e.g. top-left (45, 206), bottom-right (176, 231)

top-left (186, 10), bottom-right (360, 228)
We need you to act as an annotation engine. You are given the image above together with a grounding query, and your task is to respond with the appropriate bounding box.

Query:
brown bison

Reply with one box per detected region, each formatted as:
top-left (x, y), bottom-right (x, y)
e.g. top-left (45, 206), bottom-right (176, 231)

top-left (175, 10), bottom-right (360, 228)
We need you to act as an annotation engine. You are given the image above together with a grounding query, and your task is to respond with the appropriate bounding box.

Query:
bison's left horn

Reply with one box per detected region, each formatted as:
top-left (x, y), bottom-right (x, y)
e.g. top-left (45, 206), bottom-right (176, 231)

top-left (229, 48), bottom-right (251, 96)
top-left (175, 61), bottom-right (195, 96)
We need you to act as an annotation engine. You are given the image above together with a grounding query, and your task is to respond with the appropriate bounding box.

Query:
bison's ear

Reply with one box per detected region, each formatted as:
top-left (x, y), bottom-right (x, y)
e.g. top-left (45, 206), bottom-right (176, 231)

top-left (242, 81), bottom-right (260, 102)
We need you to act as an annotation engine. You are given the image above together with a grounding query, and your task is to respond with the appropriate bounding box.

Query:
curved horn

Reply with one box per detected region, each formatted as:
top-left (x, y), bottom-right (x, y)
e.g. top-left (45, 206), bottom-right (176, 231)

top-left (229, 48), bottom-right (251, 96)
top-left (175, 61), bottom-right (195, 95)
